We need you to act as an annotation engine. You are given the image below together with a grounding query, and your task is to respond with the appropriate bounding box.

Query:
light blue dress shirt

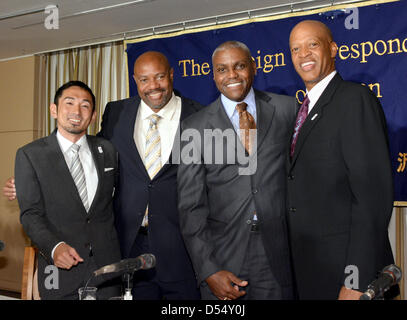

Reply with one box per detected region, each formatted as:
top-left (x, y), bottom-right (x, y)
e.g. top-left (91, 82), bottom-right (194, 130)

top-left (221, 87), bottom-right (257, 132)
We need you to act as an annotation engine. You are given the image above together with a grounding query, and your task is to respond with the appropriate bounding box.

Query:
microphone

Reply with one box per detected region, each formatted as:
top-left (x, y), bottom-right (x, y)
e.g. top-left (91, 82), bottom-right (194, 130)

top-left (0, 240), bottom-right (4, 251)
top-left (93, 254), bottom-right (156, 277)
top-left (359, 264), bottom-right (402, 300)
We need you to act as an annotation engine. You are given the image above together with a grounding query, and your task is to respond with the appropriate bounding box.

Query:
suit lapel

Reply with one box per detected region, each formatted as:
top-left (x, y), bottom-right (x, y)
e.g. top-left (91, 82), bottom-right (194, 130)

top-left (86, 135), bottom-right (104, 216)
top-left (122, 97), bottom-right (151, 181)
top-left (208, 97), bottom-right (237, 134)
top-left (254, 90), bottom-right (276, 153)
top-left (45, 132), bottom-right (88, 214)
top-left (153, 95), bottom-right (194, 180)
top-left (290, 73), bottom-right (342, 167)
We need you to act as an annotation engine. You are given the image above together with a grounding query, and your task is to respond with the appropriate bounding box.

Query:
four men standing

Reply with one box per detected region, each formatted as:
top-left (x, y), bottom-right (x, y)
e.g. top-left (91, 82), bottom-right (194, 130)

top-left (5, 20), bottom-right (397, 300)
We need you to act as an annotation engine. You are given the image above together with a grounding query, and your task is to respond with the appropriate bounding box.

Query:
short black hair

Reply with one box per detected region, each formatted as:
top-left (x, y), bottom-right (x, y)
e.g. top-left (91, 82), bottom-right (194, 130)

top-left (53, 81), bottom-right (96, 111)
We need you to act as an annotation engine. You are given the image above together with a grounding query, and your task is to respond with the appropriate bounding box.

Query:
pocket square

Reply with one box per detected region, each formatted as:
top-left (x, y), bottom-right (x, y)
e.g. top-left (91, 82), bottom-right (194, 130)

top-left (104, 167), bottom-right (114, 172)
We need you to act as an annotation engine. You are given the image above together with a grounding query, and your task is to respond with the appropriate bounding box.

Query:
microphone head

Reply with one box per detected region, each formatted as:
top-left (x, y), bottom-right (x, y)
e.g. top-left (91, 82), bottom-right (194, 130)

top-left (383, 264), bottom-right (402, 284)
top-left (140, 254), bottom-right (156, 270)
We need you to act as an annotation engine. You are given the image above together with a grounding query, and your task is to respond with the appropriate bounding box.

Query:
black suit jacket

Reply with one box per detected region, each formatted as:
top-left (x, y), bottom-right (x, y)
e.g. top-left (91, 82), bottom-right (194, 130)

top-left (177, 90), bottom-right (297, 298)
top-left (287, 73), bottom-right (395, 299)
top-left (15, 132), bottom-right (121, 299)
top-left (98, 93), bottom-right (202, 283)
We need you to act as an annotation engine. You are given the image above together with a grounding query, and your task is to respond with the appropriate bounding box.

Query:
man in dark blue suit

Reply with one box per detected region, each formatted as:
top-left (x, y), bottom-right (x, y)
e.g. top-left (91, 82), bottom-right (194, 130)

top-left (98, 51), bottom-right (201, 299)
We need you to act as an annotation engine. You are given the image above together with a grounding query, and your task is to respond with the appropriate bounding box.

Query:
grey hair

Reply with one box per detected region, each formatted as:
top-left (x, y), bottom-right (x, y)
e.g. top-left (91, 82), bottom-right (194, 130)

top-left (212, 40), bottom-right (252, 62)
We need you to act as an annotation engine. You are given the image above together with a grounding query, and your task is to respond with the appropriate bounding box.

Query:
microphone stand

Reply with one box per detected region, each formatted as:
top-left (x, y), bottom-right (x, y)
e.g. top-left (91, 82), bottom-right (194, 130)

top-left (122, 272), bottom-right (133, 300)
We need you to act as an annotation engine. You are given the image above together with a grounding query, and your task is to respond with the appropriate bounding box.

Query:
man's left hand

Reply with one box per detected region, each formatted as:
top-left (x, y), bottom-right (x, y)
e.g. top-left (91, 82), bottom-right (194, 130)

top-left (338, 286), bottom-right (363, 300)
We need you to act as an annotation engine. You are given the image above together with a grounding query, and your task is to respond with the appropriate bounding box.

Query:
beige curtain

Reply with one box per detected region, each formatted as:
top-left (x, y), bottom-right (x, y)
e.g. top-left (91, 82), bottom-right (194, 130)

top-left (39, 41), bottom-right (128, 136)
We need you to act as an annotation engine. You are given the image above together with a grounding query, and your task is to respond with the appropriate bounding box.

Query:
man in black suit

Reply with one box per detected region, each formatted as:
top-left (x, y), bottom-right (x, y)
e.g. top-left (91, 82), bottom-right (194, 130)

top-left (98, 51), bottom-right (201, 299)
top-left (287, 20), bottom-right (395, 299)
top-left (15, 81), bottom-right (121, 299)
top-left (177, 41), bottom-right (297, 300)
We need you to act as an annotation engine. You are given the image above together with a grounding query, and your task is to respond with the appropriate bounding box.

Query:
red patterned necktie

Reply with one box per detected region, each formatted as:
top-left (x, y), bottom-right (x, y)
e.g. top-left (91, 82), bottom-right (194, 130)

top-left (290, 96), bottom-right (310, 157)
top-left (236, 102), bottom-right (256, 154)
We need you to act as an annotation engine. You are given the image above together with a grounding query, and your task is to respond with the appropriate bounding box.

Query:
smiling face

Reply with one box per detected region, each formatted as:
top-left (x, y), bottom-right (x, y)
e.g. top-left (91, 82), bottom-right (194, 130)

top-left (289, 20), bottom-right (338, 91)
top-left (50, 86), bottom-right (96, 142)
top-left (212, 46), bottom-right (256, 102)
top-left (133, 51), bottom-right (174, 112)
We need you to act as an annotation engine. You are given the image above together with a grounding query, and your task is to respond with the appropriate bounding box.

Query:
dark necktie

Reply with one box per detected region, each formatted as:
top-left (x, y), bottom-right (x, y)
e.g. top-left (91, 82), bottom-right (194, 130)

top-left (290, 96), bottom-right (310, 157)
top-left (236, 102), bottom-right (256, 154)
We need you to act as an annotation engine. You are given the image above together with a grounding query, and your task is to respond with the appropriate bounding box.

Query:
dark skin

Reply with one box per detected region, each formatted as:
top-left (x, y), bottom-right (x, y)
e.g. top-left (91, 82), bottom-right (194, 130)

top-left (289, 20), bottom-right (362, 301)
top-left (132, 51), bottom-right (174, 112)
top-left (205, 45), bottom-right (257, 300)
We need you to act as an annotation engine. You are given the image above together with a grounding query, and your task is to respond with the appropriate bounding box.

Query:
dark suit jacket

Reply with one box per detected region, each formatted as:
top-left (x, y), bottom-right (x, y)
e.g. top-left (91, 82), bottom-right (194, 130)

top-left (287, 73), bottom-right (395, 299)
top-left (177, 89), bottom-right (297, 298)
top-left (15, 132), bottom-right (121, 299)
top-left (98, 93), bottom-right (202, 283)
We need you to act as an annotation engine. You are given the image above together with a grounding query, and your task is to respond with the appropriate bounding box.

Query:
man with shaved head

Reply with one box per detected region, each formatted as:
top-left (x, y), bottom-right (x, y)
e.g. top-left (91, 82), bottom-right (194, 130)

top-left (98, 51), bottom-right (202, 299)
top-left (287, 20), bottom-right (396, 299)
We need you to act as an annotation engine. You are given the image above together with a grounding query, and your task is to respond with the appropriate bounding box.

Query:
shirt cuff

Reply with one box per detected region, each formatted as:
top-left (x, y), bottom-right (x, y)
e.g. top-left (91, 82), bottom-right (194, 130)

top-left (51, 241), bottom-right (65, 261)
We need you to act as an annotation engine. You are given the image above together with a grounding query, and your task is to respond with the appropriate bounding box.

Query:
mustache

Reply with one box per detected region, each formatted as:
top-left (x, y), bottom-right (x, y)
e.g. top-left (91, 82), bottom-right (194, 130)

top-left (68, 114), bottom-right (82, 120)
top-left (145, 89), bottom-right (165, 96)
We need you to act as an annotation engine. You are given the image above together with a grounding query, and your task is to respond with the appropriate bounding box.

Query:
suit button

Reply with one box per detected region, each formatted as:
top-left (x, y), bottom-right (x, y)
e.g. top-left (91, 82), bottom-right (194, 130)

top-left (148, 184), bottom-right (153, 188)
top-left (86, 218), bottom-right (90, 223)
top-left (246, 220), bottom-right (252, 225)
top-left (252, 189), bottom-right (258, 194)
top-left (288, 174), bottom-right (294, 180)
top-left (289, 207), bottom-right (296, 213)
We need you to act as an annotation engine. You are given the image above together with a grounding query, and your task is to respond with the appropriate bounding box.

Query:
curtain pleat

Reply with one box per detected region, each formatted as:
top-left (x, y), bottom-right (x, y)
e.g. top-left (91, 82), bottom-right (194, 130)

top-left (40, 41), bottom-right (127, 136)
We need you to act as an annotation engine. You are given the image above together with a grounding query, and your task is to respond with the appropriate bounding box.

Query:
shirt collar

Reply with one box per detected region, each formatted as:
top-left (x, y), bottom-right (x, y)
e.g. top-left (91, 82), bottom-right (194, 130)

top-left (307, 70), bottom-right (337, 106)
top-left (221, 87), bottom-right (256, 119)
top-left (56, 130), bottom-right (89, 154)
top-left (139, 91), bottom-right (178, 121)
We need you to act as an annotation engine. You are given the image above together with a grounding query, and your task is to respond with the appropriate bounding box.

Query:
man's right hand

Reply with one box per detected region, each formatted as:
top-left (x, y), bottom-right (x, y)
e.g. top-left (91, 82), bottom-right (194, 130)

top-left (206, 270), bottom-right (248, 300)
top-left (3, 177), bottom-right (16, 201)
top-left (53, 243), bottom-right (84, 270)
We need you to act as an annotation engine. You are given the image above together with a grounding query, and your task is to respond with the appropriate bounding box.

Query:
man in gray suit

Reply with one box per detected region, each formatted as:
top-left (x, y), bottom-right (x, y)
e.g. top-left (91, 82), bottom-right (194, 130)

top-left (177, 41), bottom-right (296, 300)
top-left (15, 81), bottom-right (121, 299)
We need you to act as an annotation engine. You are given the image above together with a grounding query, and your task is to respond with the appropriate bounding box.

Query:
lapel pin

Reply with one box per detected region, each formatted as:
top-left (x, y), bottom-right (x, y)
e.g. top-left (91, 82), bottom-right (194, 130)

top-left (311, 113), bottom-right (318, 121)
top-left (98, 146), bottom-right (103, 153)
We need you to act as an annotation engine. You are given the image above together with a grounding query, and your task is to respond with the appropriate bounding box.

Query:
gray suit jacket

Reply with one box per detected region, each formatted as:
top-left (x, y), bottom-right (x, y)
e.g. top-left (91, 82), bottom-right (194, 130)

top-left (15, 131), bottom-right (121, 299)
top-left (177, 89), bottom-right (297, 297)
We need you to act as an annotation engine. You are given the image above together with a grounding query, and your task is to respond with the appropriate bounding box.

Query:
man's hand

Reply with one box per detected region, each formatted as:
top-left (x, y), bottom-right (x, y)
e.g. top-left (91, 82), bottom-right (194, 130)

top-left (53, 243), bottom-right (84, 270)
top-left (206, 270), bottom-right (248, 300)
top-left (3, 177), bottom-right (16, 201)
top-left (338, 286), bottom-right (363, 300)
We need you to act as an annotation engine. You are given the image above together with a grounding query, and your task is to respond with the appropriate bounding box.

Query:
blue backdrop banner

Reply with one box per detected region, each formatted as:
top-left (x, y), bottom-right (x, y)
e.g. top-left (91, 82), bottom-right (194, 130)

top-left (125, 0), bottom-right (407, 203)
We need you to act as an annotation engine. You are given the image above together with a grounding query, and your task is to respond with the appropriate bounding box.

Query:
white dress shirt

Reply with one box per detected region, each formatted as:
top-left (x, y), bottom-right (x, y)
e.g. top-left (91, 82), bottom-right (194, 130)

top-left (134, 92), bottom-right (182, 167)
top-left (52, 131), bottom-right (99, 259)
top-left (306, 70), bottom-right (337, 114)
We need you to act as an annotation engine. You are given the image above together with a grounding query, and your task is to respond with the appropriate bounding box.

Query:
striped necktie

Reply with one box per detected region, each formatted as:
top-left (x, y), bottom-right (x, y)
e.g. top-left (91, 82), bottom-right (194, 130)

top-left (69, 144), bottom-right (89, 212)
top-left (145, 114), bottom-right (162, 179)
top-left (142, 114), bottom-right (162, 227)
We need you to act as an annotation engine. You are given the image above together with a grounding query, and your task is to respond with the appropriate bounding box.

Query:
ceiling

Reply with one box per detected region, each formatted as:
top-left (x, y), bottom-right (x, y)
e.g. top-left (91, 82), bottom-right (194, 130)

top-left (0, 0), bottom-right (358, 61)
